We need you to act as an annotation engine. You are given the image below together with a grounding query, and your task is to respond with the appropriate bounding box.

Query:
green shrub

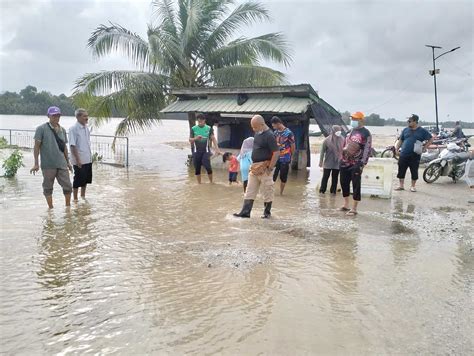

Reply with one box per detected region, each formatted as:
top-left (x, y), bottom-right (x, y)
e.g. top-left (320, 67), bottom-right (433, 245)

top-left (0, 137), bottom-right (8, 149)
top-left (92, 152), bottom-right (103, 162)
top-left (2, 149), bottom-right (24, 178)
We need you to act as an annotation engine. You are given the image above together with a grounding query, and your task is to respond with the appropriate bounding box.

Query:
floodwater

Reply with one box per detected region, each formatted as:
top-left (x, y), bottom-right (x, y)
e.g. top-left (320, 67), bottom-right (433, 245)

top-left (0, 115), bottom-right (473, 355)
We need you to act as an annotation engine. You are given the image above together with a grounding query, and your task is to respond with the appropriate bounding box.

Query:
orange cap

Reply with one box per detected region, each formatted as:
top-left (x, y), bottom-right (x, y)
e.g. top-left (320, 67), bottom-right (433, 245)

top-left (350, 111), bottom-right (365, 120)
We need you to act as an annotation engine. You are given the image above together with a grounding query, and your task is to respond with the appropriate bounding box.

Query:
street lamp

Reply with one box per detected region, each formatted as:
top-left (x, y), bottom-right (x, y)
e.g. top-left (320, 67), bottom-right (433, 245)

top-left (425, 45), bottom-right (461, 133)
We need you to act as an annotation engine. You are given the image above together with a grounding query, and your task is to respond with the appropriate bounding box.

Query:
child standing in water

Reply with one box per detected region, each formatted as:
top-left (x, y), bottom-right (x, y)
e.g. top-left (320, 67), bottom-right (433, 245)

top-left (223, 152), bottom-right (240, 185)
top-left (237, 137), bottom-right (254, 192)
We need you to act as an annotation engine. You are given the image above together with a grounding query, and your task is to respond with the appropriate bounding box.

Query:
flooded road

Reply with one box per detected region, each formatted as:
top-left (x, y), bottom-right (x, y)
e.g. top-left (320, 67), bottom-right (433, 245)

top-left (0, 117), bottom-right (473, 354)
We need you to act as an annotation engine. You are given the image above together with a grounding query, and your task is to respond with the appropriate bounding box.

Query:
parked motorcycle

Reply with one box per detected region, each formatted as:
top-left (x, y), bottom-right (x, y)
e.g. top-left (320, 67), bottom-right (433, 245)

top-left (423, 142), bottom-right (471, 183)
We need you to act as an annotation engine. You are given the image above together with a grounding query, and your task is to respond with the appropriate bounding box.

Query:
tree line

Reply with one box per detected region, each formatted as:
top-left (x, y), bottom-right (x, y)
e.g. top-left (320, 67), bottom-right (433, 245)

top-left (1, 85), bottom-right (472, 129)
top-left (340, 111), bottom-right (473, 129)
top-left (0, 86), bottom-right (124, 117)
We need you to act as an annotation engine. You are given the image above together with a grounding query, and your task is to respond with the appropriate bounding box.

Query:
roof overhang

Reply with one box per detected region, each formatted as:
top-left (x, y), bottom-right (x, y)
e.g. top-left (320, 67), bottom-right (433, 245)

top-left (161, 96), bottom-right (312, 115)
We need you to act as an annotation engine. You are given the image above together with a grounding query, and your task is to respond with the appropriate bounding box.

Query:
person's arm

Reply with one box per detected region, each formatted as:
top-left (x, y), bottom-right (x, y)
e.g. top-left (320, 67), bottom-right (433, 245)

top-left (395, 130), bottom-right (404, 151)
top-left (319, 141), bottom-right (326, 167)
top-left (210, 133), bottom-right (221, 154)
top-left (361, 134), bottom-right (372, 166)
top-left (268, 151), bottom-right (279, 172)
top-left (70, 145), bottom-right (81, 168)
top-left (30, 140), bottom-right (41, 174)
top-left (423, 131), bottom-right (434, 151)
top-left (63, 145), bottom-right (72, 171)
top-left (69, 128), bottom-right (82, 168)
top-left (267, 134), bottom-right (280, 172)
top-left (289, 132), bottom-right (296, 155)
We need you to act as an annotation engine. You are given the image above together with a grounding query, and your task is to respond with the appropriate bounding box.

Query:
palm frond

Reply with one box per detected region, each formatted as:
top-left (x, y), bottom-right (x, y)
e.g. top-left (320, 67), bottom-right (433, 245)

top-left (209, 65), bottom-right (287, 87)
top-left (201, 1), bottom-right (270, 53)
top-left (73, 88), bottom-right (166, 136)
top-left (204, 33), bottom-right (292, 70)
top-left (88, 23), bottom-right (150, 70)
top-left (73, 70), bottom-right (169, 97)
top-left (152, 0), bottom-right (178, 36)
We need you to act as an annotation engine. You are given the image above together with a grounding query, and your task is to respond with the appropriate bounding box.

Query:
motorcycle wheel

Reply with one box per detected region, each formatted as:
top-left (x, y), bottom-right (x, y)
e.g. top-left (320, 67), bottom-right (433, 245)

top-left (423, 163), bottom-right (442, 183)
top-left (381, 149), bottom-right (398, 160)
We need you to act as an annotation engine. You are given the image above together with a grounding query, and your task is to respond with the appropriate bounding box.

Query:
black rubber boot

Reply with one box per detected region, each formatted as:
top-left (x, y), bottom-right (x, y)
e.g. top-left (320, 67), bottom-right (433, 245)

top-left (261, 202), bottom-right (272, 219)
top-left (233, 199), bottom-right (254, 218)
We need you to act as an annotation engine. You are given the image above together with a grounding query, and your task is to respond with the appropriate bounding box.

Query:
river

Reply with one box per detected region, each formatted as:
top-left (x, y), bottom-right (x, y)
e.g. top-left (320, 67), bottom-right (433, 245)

top-left (0, 115), bottom-right (473, 355)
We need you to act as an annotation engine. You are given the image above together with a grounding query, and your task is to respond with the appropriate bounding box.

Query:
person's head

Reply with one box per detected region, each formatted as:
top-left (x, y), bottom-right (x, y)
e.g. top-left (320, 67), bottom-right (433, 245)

top-left (75, 108), bottom-right (89, 126)
top-left (407, 114), bottom-right (419, 129)
top-left (250, 115), bottom-right (266, 133)
top-left (47, 106), bottom-right (61, 126)
top-left (455, 121), bottom-right (460, 126)
top-left (196, 113), bottom-right (206, 127)
top-left (222, 151), bottom-right (233, 163)
top-left (350, 111), bottom-right (365, 128)
top-left (332, 125), bottom-right (342, 137)
top-left (271, 116), bottom-right (284, 130)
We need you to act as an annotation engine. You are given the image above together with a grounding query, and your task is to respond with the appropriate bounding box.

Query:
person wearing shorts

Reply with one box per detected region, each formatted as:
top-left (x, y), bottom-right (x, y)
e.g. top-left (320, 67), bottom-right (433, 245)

top-left (395, 114), bottom-right (433, 192)
top-left (223, 152), bottom-right (239, 185)
top-left (30, 106), bottom-right (73, 209)
top-left (69, 108), bottom-right (93, 201)
top-left (271, 116), bottom-right (295, 195)
top-left (189, 113), bottom-right (221, 183)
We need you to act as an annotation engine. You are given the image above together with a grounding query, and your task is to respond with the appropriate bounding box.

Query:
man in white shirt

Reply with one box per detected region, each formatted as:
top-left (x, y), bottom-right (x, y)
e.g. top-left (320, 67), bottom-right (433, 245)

top-left (69, 108), bottom-right (92, 201)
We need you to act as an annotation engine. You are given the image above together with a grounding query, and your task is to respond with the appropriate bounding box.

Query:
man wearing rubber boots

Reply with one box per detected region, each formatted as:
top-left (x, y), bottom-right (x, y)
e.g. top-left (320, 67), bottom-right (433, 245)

top-left (234, 115), bottom-right (279, 219)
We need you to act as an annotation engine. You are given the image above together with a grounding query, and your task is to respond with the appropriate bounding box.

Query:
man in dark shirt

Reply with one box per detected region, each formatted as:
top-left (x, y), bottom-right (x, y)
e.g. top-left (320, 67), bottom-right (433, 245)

top-left (234, 115), bottom-right (280, 219)
top-left (395, 114), bottom-right (433, 192)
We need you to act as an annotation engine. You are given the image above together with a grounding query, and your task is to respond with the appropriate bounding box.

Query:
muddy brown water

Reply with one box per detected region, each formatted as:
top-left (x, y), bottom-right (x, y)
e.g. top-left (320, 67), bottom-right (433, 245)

top-left (0, 117), bottom-right (473, 354)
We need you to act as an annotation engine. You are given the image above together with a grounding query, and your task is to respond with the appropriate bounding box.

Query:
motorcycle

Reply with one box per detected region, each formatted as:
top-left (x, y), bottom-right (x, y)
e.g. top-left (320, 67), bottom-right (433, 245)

top-left (423, 142), bottom-right (471, 183)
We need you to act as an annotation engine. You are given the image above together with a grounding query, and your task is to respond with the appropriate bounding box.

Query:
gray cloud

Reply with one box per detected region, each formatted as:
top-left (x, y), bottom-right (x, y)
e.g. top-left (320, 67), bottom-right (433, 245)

top-left (1, 0), bottom-right (472, 121)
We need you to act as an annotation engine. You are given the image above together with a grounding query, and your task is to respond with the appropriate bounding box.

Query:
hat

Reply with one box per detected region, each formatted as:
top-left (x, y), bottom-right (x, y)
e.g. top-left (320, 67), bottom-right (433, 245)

top-left (47, 106), bottom-right (61, 116)
top-left (350, 111), bottom-right (365, 120)
top-left (408, 114), bottom-right (419, 122)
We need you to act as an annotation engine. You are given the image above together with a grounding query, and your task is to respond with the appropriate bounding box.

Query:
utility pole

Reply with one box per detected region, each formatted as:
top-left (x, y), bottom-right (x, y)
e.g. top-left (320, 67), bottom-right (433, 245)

top-left (425, 45), bottom-right (460, 133)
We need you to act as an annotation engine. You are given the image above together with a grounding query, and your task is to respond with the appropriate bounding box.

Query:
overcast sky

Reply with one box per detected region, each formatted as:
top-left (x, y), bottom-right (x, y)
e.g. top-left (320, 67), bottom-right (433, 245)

top-left (1, 0), bottom-right (472, 122)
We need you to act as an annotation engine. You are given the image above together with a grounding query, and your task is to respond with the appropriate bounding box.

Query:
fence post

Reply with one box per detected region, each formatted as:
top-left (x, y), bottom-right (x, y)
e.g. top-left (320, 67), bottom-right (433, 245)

top-left (126, 137), bottom-right (129, 167)
top-left (9, 130), bottom-right (12, 146)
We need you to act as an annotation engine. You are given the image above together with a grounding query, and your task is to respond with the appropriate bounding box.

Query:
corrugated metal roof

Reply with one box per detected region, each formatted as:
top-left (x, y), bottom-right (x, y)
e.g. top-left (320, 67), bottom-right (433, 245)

top-left (161, 96), bottom-right (311, 114)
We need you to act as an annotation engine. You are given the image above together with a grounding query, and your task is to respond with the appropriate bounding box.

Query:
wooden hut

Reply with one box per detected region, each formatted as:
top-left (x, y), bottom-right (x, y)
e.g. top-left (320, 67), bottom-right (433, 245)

top-left (160, 84), bottom-right (346, 169)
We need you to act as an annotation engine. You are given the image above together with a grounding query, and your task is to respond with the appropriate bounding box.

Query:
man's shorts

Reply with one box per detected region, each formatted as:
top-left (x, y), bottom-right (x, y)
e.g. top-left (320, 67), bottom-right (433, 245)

top-left (273, 161), bottom-right (290, 183)
top-left (193, 152), bottom-right (212, 175)
top-left (73, 163), bottom-right (93, 188)
top-left (42, 168), bottom-right (72, 196)
top-left (229, 171), bottom-right (238, 182)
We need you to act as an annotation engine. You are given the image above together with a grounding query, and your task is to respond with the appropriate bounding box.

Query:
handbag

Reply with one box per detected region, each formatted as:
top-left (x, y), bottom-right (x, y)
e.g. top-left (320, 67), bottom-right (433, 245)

top-left (413, 140), bottom-right (423, 155)
top-left (47, 123), bottom-right (66, 153)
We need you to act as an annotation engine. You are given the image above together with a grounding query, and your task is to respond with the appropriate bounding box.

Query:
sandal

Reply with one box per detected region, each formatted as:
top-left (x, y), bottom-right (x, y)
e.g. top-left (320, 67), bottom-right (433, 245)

top-left (394, 187), bottom-right (405, 191)
top-left (339, 207), bottom-right (351, 211)
top-left (346, 210), bottom-right (358, 216)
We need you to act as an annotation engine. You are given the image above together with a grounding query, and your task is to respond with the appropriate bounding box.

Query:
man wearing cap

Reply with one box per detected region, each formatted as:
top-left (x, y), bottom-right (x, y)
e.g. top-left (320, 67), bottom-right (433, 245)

top-left (340, 111), bottom-right (372, 216)
top-left (395, 114), bottom-right (433, 192)
top-left (30, 106), bottom-right (73, 209)
top-left (69, 108), bottom-right (92, 201)
top-left (189, 113), bottom-right (221, 183)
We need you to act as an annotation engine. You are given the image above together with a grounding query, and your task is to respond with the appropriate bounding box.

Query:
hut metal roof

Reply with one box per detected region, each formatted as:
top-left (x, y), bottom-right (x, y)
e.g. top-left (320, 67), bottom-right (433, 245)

top-left (161, 96), bottom-right (312, 114)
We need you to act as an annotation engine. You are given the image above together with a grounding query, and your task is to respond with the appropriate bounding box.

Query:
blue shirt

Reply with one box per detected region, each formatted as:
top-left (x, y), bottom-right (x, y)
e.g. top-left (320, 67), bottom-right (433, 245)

top-left (399, 127), bottom-right (432, 156)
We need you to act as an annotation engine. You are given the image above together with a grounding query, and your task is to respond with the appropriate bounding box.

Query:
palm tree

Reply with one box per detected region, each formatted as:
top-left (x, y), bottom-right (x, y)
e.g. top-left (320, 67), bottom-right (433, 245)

top-left (74, 0), bottom-right (292, 136)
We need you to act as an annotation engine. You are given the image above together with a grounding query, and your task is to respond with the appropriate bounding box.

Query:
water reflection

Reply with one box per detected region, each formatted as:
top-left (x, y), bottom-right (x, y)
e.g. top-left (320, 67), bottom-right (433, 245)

top-left (37, 204), bottom-right (97, 298)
